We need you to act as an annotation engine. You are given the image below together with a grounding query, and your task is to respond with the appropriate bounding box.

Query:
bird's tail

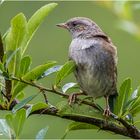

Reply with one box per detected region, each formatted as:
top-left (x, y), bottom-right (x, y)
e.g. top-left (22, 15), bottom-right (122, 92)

top-left (109, 92), bottom-right (118, 113)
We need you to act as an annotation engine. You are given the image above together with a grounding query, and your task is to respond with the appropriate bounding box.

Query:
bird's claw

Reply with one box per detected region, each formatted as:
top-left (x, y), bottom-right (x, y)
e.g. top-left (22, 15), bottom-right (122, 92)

top-left (68, 92), bottom-right (86, 105)
top-left (68, 93), bottom-right (77, 105)
top-left (103, 107), bottom-right (111, 117)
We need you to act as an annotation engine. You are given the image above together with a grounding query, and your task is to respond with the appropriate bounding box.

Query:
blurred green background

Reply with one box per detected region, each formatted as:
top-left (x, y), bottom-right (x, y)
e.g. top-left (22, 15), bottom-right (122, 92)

top-left (0, 1), bottom-right (140, 139)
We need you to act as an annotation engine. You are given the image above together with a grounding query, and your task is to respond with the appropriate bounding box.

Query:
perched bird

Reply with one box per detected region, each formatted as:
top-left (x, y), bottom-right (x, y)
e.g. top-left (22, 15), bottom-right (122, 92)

top-left (56, 17), bottom-right (118, 116)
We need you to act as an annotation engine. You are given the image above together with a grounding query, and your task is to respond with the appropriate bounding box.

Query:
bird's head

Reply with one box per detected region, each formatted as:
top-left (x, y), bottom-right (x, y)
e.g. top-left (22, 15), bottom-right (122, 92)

top-left (56, 17), bottom-right (103, 39)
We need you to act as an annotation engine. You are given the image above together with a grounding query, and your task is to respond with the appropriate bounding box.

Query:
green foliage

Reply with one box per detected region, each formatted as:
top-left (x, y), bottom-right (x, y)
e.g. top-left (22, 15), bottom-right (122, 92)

top-left (62, 122), bottom-right (98, 139)
top-left (38, 65), bottom-right (62, 80)
top-left (114, 78), bottom-right (140, 124)
top-left (12, 61), bottom-right (56, 98)
top-left (5, 13), bottom-right (27, 76)
top-left (57, 101), bottom-right (104, 120)
top-left (31, 102), bottom-right (48, 113)
top-left (5, 109), bottom-right (26, 138)
top-left (114, 78), bottom-right (132, 117)
top-left (12, 94), bottom-right (37, 113)
top-left (22, 3), bottom-right (58, 55)
top-left (18, 56), bottom-right (32, 77)
top-left (128, 87), bottom-right (140, 116)
top-left (0, 3), bottom-right (58, 111)
top-left (56, 61), bottom-right (76, 86)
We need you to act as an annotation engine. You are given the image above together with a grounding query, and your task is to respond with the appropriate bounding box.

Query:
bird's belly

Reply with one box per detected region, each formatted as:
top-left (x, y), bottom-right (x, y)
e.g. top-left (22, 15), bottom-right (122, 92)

top-left (75, 66), bottom-right (106, 98)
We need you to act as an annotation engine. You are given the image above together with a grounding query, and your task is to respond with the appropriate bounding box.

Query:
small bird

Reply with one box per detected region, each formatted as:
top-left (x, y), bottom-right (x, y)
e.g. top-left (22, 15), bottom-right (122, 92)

top-left (57, 17), bottom-right (118, 116)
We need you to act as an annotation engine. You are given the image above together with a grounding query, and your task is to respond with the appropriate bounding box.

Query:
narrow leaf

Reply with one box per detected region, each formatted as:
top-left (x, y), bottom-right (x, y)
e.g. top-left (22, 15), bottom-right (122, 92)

top-left (56, 61), bottom-right (76, 86)
top-left (31, 102), bottom-right (48, 113)
top-left (128, 87), bottom-right (140, 115)
top-left (0, 62), bottom-right (4, 71)
top-left (16, 92), bottom-right (25, 100)
top-left (114, 78), bottom-right (131, 116)
top-left (67, 121), bottom-right (97, 131)
top-left (62, 82), bottom-right (77, 93)
top-left (14, 109), bottom-right (26, 137)
top-left (18, 55), bottom-right (32, 76)
top-left (22, 3), bottom-right (58, 54)
top-left (35, 127), bottom-right (48, 140)
top-left (26, 105), bottom-right (33, 118)
top-left (5, 48), bottom-right (20, 69)
top-left (62, 122), bottom-right (97, 139)
top-left (130, 104), bottom-right (140, 116)
top-left (12, 61), bottom-right (56, 98)
top-left (5, 109), bottom-right (26, 137)
top-left (5, 13), bottom-right (27, 75)
top-left (12, 94), bottom-right (37, 113)
top-left (38, 65), bottom-right (62, 80)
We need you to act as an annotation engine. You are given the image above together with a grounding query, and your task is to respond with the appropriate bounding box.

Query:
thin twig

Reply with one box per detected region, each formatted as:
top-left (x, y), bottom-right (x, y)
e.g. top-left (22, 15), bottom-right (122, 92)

top-left (11, 76), bottom-right (102, 111)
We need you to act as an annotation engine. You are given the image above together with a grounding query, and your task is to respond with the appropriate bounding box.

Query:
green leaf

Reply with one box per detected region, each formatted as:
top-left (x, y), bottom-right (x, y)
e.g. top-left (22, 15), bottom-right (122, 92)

top-left (22, 3), bottom-right (58, 55)
top-left (5, 13), bottom-right (27, 76)
top-left (5, 48), bottom-right (20, 69)
top-left (18, 55), bottom-right (32, 77)
top-left (31, 102), bottom-right (48, 113)
top-left (62, 82), bottom-right (77, 93)
top-left (0, 62), bottom-right (4, 72)
top-left (128, 87), bottom-right (140, 115)
top-left (35, 127), bottom-right (48, 140)
top-left (5, 109), bottom-right (26, 137)
top-left (14, 109), bottom-right (26, 137)
top-left (12, 94), bottom-right (37, 113)
top-left (67, 121), bottom-right (98, 131)
top-left (38, 65), bottom-right (62, 80)
top-left (5, 114), bottom-right (13, 132)
top-left (26, 105), bottom-right (33, 118)
top-left (62, 122), bottom-right (98, 139)
top-left (56, 61), bottom-right (76, 86)
top-left (12, 61), bottom-right (56, 98)
top-left (114, 78), bottom-right (131, 116)
top-left (2, 28), bottom-right (10, 41)
top-left (56, 100), bottom-right (70, 116)
top-left (16, 91), bottom-right (25, 100)
top-left (0, 119), bottom-right (15, 139)
top-left (130, 105), bottom-right (140, 116)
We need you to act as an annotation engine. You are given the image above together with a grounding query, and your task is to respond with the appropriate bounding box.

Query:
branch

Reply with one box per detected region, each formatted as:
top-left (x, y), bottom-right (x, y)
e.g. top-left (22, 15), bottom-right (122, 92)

top-left (11, 76), bottom-right (102, 112)
top-left (10, 76), bottom-right (140, 139)
top-left (31, 107), bottom-right (140, 139)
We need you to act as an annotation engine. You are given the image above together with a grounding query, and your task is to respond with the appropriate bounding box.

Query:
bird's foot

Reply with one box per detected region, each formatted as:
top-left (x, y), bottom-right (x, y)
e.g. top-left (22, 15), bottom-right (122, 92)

top-left (103, 107), bottom-right (111, 117)
top-left (68, 92), bottom-right (85, 105)
top-left (68, 93), bottom-right (76, 105)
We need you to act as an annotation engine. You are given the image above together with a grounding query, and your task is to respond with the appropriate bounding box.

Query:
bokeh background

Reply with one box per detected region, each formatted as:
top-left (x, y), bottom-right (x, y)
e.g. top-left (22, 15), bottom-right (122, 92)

top-left (0, 1), bottom-right (140, 139)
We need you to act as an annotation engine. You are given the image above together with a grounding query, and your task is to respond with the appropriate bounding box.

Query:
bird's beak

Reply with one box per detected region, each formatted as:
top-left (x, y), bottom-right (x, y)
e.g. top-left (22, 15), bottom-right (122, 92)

top-left (56, 23), bottom-right (68, 29)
